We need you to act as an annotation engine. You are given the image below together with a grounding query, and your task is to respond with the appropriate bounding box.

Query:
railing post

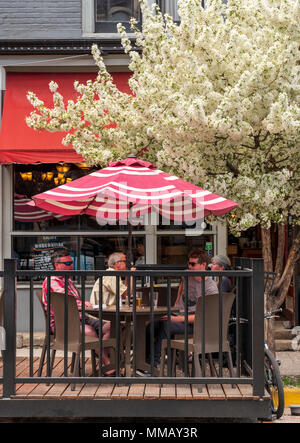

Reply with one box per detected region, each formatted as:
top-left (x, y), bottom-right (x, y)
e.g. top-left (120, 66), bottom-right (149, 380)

top-left (251, 258), bottom-right (265, 397)
top-left (3, 259), bottom-right (16, 397)
top-left (235, 257), bottom-right (252, 370)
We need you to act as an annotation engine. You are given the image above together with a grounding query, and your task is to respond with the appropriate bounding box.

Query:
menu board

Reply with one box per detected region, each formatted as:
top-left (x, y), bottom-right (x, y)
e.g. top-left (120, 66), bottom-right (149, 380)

top-left (33, 241), bottom-right (65, 271)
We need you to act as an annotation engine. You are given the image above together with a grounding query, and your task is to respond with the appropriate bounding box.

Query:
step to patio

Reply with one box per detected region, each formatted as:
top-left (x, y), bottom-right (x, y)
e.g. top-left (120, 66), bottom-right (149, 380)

top-left (276, 339), bottom-right (295, 352)
top-left (275, 326), bottom-right (294, 340)
top-left (275, 321), bottom-right (295, 352)
top-left (16, 332), bottom-right (45, 348)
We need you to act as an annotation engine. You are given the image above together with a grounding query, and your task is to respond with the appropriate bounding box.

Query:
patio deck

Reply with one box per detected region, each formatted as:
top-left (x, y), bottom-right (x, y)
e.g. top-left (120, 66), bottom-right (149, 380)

top-left (0, 356), bottom-right (269, 402)
top-left (0, 259), bottom-right (273, 419)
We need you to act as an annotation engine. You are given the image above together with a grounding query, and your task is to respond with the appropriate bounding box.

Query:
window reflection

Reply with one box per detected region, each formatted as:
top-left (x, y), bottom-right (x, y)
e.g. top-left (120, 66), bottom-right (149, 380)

top-left (13, 235), bottom-right (146, 280)
top-left (96, 0), bottom-right (139, 22)
top-left (13, 164), bottom-right (144, 232)
top-left (157, 234), bottom-right (214, 265)
top-left (159, 0), bottom-right (180, 21)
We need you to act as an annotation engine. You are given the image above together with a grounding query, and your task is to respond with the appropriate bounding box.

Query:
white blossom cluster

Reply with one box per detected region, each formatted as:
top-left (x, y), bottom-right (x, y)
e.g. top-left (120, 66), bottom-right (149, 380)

top-left (26, 0), bottom-right (300, 233)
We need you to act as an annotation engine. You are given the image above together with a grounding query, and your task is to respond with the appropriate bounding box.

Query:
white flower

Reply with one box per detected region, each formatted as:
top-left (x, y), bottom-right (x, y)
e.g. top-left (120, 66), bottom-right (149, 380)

top-left (49, 81), bottom-right (58, 93)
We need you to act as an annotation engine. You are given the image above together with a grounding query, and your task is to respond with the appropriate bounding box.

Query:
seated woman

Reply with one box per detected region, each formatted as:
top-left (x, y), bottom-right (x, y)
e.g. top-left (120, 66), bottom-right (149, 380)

top-left (211, 255), bottom-right (235, 359)
top-left (210, 255), bottom-right (233, 293)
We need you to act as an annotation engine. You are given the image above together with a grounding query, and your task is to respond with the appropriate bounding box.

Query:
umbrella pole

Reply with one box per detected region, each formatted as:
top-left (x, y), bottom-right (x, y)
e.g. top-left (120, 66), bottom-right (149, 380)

top-left (127, 202), bottom-right (133, 266)
top-left (127, 220), bottom-right (133, 266)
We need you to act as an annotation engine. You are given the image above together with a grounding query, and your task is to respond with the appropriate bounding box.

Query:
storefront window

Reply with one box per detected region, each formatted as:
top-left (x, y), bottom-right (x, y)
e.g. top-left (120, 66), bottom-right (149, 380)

top-left (13, 235), bottom-right (145, 281)
top-left (13, 164), bottom-right (144, 232)
top-left (77, 214), bottom-right (144, 231)
top-left (157, 215), bottom-right (212, 231)
top-left (14, 163), bottom-right (90, 231)
top-left (227, 227), bottom-right (262, 264)
top-left (157, 234), bottom-right (215, 265)
top-left (13, 236), bottom-right (78, 277)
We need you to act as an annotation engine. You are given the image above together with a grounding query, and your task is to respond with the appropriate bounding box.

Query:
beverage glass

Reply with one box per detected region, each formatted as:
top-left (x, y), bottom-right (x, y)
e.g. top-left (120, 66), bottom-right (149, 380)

top-left (153, 291), bottom-right (159, 308)
top-left (136, 292), bottom-right (142, 309)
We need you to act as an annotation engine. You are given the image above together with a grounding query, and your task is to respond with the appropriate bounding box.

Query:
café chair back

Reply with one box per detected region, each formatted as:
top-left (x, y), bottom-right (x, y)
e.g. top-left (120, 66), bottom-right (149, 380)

top-left (49, 291), bottom-right (115, 390)
top-left (36, 290), bottom-right (55, 377)
top-left (159, 292), bottom-right (236, 391)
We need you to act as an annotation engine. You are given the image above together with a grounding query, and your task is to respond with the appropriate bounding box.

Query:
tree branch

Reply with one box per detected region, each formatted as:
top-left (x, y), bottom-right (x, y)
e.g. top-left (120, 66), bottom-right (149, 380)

top-left (226, 160), bottom-right (239, 176)
top-left (136, 137), bottom-right (155, 157)
top-left (274, 223), bottom-right (285, 277)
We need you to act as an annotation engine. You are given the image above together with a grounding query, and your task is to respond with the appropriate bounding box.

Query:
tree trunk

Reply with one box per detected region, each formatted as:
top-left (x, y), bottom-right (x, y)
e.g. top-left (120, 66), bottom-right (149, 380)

top-left (264, 224), bottom-right (285, 353)
top-left (274, 224), bottom-right (285, 277)
top-left (265, 227), bottom-right (300, 353)
top-left (272, 228), bottom-right (300, 307)
top-left (265, 289), bottom-right (278, 353)
top-left (265, 316), bottom-right (276, 354)
top-left (261, 226), bottom-right (273, 271)
top-left (261, 226), bottom-right (276, 350)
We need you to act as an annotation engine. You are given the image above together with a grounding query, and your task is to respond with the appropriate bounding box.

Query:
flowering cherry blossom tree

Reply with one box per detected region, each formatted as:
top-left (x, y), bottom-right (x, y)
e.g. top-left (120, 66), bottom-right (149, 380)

top-left (26, 0), bottom-right (300, 347)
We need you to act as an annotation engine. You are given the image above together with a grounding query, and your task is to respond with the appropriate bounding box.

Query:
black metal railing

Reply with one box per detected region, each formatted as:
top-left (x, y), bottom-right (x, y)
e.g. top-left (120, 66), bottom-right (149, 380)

top-left (0, 258), bottom-right (265, 398)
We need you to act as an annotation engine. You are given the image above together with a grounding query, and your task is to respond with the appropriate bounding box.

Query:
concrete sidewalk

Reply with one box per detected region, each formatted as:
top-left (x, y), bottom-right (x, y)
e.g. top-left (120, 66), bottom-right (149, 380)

top-left (271, 351), bottom-right (300, 423)
top-left (265, 407), bottom-right (300, 423)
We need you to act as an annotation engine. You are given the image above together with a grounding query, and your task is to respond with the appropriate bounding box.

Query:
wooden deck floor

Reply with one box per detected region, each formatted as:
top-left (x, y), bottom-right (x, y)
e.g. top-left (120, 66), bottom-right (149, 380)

top-left (0, 356), bottom-right (268, 401)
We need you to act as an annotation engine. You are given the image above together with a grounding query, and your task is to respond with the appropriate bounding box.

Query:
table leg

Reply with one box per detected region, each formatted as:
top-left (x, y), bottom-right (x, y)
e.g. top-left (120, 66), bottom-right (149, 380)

top-left (135, 316), bottom-right (159, 376)
top-left (124, 317), bottom-right (132, 377)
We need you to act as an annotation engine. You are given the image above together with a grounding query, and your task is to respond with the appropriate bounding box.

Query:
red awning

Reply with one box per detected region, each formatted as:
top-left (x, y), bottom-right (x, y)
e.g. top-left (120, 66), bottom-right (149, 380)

top-left (0, 72), bottom-right (131, 164)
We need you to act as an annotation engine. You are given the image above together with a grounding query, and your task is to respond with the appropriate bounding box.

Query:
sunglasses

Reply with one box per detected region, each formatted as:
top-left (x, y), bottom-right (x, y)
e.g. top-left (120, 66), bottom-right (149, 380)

top-left (188, 262), bottom-right (199, 267)
top-left (57, 261), bottom-right (73, 266)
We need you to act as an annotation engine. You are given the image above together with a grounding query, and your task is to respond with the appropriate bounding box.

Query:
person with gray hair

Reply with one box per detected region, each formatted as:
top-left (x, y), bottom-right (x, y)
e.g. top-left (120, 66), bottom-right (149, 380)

top-left (107, 252), bottom-right (125, 268)
top-left (90, 252), bottom-right (136, 306)
top-left (210, 254), bottom-right (232, 293)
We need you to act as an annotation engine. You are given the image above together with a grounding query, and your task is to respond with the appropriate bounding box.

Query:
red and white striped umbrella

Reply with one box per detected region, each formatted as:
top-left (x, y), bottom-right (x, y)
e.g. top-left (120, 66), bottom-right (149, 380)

top-left (15, 194), bottom-right (70, 223)
top-left (29, 156), bottom-right (238, 224)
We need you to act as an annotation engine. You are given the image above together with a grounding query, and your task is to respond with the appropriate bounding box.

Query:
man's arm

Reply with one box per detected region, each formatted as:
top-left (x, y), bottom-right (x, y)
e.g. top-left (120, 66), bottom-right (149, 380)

top-left (161, 313), bottom-right (195, 324)
top-left (123, 267), bottom-right (136, 298)
top-left (174, 282), bottom-right (183, 306)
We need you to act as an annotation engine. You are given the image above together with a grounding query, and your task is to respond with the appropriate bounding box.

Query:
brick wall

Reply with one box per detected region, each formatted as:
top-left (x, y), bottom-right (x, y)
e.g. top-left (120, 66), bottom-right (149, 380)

top-left (0, 0), bottom-right (82, 39)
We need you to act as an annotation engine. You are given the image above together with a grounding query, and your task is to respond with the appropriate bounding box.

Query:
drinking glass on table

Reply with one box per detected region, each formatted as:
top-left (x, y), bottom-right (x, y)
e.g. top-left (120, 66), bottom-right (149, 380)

top-left (153, 291), bottom-right (159, 308)
top-left (136, 292), bottom-right (142, 309)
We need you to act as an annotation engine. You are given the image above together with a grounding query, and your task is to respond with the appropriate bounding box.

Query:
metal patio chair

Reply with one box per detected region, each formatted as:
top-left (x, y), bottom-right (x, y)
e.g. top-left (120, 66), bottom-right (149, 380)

top-left (49, 291), bottom-right (116, 390)
top-left (159, 292), bottom-right (236, 391)
top-left (36, 290), bottom-right (55, 377)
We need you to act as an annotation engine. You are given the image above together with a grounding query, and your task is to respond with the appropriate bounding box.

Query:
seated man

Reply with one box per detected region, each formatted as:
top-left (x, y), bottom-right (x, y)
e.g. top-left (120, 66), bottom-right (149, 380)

top-left (42, 248), bottom-right (111, 367)
top-left (145, 249), bottom-right (218, 370)
top-left (90, 252), bottom-right (136, 306)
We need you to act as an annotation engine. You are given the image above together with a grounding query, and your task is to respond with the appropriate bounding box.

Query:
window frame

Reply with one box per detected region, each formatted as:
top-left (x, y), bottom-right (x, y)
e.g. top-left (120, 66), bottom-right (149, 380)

top-left (82, 0), bottom-right (180, 38)
top-left (94, 0), bottom-right (141, 34)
